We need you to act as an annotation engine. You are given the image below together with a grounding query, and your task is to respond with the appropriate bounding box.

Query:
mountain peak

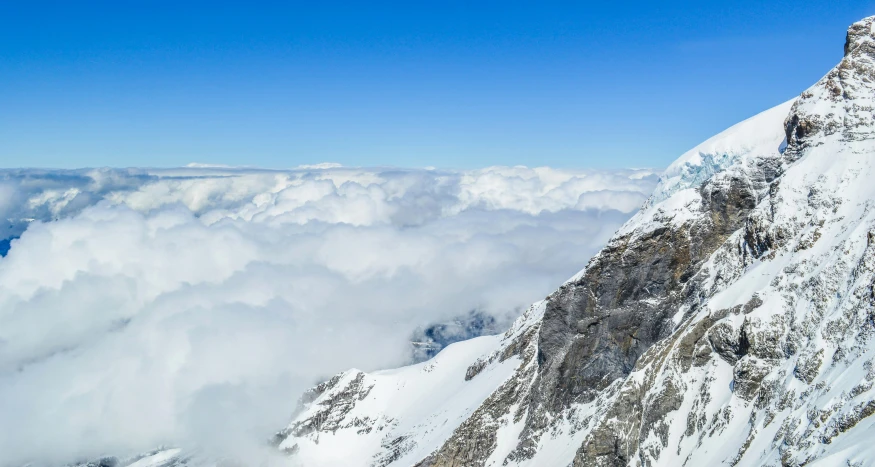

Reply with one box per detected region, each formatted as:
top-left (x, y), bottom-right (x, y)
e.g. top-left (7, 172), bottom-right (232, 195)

top-left (844, 15), bottom-right (875, 57)
top-left (785, 14), bottom-right (875, 162)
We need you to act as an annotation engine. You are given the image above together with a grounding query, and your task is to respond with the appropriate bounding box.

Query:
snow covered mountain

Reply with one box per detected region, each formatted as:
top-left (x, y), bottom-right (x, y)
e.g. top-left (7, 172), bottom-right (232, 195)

top-left (35, 15), bottom-right (875, 467)
top-left (272, 16), bottom-right (875, 467)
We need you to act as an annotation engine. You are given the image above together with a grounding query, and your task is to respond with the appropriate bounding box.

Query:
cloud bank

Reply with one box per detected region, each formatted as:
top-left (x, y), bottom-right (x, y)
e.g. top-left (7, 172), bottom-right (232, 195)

top-left (0, 165), bottom-right (657, 465)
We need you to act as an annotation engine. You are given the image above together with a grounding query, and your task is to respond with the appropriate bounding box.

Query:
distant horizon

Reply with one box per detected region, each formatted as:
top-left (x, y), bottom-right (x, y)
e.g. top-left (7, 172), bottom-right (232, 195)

top-left (0, 161), bottom-right (665, 171)
top-left (2, 1), bottom-right (872, 169)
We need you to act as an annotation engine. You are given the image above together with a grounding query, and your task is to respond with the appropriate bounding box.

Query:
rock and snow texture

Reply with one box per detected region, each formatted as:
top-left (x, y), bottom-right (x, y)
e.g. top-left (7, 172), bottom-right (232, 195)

top-left (646, 99), bottom-right (795, 207)
top-left (276, 16), bottom-right (875, 467)
top-left (275, 304), bottom-right (543, 466)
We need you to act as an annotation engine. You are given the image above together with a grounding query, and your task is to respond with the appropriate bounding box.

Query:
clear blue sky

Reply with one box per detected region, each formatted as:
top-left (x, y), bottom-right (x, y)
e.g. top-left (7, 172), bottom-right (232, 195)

top-left (1, 1), bottom-right (872, 169)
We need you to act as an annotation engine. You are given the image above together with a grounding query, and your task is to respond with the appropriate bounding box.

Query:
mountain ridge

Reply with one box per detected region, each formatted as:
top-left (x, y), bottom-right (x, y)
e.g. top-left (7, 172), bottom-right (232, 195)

top-left (275, 15), bottom-right (875, 467)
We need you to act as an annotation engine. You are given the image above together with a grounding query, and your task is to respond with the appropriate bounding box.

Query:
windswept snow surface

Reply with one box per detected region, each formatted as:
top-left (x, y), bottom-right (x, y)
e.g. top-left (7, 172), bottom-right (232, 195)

top-left (614, 99), bottom-right (795, 243)
top-left (289, 336), bottom-right (519, 466)
top-left (647, 99), bottom-right (794, 206)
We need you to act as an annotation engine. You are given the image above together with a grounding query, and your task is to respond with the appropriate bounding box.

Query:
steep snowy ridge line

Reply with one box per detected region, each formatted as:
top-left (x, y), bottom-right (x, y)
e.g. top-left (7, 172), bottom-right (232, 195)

top-left (645, 99), bottom-right (795, 208)
top-left (275, 301), bottom-right (547, 466)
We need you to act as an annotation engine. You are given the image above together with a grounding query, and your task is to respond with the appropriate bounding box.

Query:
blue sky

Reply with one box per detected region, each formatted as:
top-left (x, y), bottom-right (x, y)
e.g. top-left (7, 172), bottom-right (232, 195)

top-left (1, 1), bottom-right (872, 169)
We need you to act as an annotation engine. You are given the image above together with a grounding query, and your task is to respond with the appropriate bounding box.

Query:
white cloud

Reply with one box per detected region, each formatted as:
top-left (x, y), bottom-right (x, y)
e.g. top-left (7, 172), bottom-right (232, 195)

top-left (0, 165), bottom-right (658, 465)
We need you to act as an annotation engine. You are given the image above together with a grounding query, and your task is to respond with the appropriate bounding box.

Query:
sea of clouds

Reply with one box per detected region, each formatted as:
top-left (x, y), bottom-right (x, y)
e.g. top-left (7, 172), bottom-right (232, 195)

top-left (0, 165), bottom-right (658, 465)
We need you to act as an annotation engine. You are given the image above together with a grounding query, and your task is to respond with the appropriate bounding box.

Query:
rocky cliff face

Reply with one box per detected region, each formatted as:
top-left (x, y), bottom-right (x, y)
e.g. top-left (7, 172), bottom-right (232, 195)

top-left (275, 16), bottom-right (875, 467)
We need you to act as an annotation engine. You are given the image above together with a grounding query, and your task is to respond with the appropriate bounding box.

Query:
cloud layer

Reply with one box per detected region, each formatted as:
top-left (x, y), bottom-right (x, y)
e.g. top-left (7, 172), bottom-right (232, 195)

top-left (0, 165), bottom-right (657, 465)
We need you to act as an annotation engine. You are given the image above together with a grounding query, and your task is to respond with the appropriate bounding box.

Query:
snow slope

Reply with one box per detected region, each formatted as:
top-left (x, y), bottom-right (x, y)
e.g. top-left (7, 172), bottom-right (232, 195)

top-left (279, 304), bottom-right (543, 466)
top-left (646, 98), bottom-right (795, 206)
